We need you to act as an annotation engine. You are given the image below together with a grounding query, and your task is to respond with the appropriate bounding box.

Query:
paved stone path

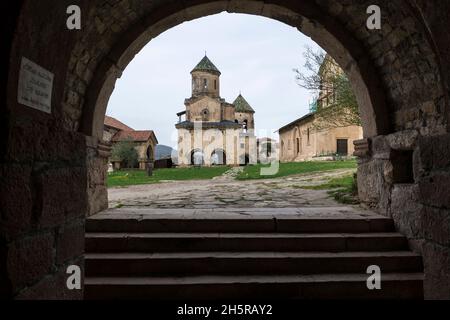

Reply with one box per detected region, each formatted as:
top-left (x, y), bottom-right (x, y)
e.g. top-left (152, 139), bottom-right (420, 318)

top-left (108, 168), bottom-right (356, 209)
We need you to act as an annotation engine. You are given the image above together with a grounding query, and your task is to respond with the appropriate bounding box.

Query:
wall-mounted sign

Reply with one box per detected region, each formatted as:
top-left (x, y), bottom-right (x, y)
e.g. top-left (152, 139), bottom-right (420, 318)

top-left (18, 57), bottom-right (54, 114)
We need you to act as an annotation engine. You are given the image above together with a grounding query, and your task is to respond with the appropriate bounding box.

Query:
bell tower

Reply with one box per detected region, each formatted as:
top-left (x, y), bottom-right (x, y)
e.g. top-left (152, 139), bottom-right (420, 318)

top-left (191, 55), bottom-right (221, 98)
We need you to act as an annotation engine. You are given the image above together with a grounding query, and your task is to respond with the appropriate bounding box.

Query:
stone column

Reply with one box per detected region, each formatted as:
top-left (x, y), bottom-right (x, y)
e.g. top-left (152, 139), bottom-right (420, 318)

top-left (86, 136), bottom-right (111, 217)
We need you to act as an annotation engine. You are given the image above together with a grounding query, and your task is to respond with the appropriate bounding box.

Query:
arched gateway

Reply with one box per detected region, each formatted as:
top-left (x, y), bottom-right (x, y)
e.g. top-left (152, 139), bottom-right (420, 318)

top-left (2, 0), bottom-right (449, 300)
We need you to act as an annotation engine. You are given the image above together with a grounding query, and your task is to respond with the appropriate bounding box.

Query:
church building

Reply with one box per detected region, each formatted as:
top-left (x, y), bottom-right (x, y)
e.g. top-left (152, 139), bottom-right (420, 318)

top-left (176, 56), bottom-right (257, 166)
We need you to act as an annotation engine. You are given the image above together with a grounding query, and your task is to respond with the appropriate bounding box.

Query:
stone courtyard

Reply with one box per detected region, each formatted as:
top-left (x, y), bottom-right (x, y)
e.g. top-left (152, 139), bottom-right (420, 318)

top-left (108, 168), bottom-right (356, 209)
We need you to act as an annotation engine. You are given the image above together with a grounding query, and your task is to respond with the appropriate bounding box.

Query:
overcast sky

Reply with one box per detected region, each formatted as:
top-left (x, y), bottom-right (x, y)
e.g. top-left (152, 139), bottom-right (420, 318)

top-left (107, 12), bottom-right (323, 147)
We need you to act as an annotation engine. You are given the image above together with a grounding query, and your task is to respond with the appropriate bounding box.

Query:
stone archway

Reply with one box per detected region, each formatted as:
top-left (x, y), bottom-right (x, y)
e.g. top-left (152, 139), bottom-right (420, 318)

top-left (190, 149), bottom-right (205, 166)
top-left (211, 149), bottom-right (227, 165)
top-left (3, 0), bottom-right (450, 300)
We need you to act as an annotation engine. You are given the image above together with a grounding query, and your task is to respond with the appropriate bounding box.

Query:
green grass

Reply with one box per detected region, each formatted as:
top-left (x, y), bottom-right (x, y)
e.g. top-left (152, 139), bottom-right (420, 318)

top-left (303, 174), bottom-right (359, 205)
top-left (108, 166), bottom-right (230, 187)
top-left (236, 160), bottom-right (357, 180)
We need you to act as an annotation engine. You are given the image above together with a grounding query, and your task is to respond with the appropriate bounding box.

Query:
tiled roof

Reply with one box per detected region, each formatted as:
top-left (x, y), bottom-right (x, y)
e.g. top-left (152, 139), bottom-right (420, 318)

top-left (191, 55), bottom-right (221, 75)
top-left (233, 94), bottom-right (255, 113)
top-left (112, 130), bottom-right (156, 143)
top-left (278, 113), bottom-right (315, 133)
top-left (104, 115), bottom-right (134, 131)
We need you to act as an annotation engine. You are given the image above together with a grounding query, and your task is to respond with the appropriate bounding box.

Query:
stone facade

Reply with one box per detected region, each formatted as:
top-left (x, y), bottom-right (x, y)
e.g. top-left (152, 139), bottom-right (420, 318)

top-left (279, 114), bottom-right (363, 162)
top-left (279, 55), bottom-right (363, 162)
top-left (176, 56), bottom-right (257, 166)
top-left (2, 0), bottom-right (450, 299)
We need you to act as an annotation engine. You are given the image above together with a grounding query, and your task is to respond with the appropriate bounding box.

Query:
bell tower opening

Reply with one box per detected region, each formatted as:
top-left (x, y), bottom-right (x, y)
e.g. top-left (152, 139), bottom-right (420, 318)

top-left (191, 55), bottom-right (221, 98)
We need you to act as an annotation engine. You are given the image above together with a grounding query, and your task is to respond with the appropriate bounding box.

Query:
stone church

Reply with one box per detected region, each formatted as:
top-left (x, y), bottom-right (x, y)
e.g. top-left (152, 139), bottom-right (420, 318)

top-left (279, 55), bottom-right (363, 162)
top-left (176, 56), bottom-right (257, 166)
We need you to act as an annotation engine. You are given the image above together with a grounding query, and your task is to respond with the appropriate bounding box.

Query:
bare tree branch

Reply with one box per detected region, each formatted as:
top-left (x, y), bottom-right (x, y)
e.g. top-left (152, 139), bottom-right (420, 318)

top-left (294, 46), bottom-right (361, 129)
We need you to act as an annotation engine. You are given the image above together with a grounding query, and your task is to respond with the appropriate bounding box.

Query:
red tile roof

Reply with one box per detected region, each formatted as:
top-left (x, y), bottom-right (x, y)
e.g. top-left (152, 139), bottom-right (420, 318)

top-left (104, 115), bottom-right (134, 131)
top-left (111, 130), bottom-right (157, 143)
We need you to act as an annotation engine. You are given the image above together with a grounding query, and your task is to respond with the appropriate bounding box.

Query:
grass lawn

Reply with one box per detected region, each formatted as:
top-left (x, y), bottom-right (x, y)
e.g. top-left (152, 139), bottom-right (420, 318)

top-left (236, 160), bottom-right (357, 180)
top-left (108, 166), bottom-right (230, 187)
top-left (303, 174), bottom-right (359, 205)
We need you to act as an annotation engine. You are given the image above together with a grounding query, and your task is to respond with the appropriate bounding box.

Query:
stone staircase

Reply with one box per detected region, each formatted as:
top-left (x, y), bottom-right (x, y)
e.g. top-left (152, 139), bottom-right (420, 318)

top-left (84, 208), bottom-right (424, 299)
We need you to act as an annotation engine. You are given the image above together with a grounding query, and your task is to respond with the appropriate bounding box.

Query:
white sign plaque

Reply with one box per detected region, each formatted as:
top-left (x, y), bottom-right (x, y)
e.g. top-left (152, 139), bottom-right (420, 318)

top-left (18, 57), bottom-right (54, 114)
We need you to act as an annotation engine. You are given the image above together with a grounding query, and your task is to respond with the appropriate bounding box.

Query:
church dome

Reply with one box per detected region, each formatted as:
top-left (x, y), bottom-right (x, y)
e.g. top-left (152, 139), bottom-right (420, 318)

top-left (233, 94), bottom-right (255, 113)
top-left (191, 55), bottom-right (221, 75)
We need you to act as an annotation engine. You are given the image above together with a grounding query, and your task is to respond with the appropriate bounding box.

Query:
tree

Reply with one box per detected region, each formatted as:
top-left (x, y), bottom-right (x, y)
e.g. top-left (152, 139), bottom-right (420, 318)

top-left (111, 139), bottom-right (139, 169)
top-left (293, 46), bottom-right (361, 130)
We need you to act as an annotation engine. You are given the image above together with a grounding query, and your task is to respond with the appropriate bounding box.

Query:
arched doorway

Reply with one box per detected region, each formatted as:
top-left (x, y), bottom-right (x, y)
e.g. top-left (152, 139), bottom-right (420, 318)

top-left (190, 149), bottom-right (205, 166)
top-left (211, 149), bottom-right (226, 165)
top-left (4, 0), bottom-right (450, 300)
top-left (240, 154), bottom-right (250, 166)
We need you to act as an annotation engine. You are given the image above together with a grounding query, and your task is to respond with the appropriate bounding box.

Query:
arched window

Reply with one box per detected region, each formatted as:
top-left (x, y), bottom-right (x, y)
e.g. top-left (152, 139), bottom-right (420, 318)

top-left (243, 119), bottom-right (248, 133)
top-left (203, 78), bottom-right (208, 90)
top-left (190, 149), bottom-right (204, 166)
top-left (202, 108), bottom-right (209, 121)
top-left (211, 149), bottom-right (226, 165)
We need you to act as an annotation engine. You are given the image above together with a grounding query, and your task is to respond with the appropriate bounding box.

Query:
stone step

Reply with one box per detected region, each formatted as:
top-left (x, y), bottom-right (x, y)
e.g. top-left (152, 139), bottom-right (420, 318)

top-left (85, 251), bottom-right (422, 277)
top-left (85, 232), bottom-right (408, 253)
top-left (86, 216), bottom-right (394, 233)
top-left (84, 273), bottom-right (424, 300)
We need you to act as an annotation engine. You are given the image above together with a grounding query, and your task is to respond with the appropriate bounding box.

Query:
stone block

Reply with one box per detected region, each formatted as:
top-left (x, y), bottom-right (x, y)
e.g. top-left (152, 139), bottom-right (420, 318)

top-left (357, 161), bottom-right (381, 207)
top-left (419, 172), bottom-right (450, 209)
top-left (7, 120), bottom-right (86, 164)
top-left (357, 159), bottom-right (392, 215)
top-left (420, 206), bottom-right (450, 247)
top-left (390, 184), bottom-right (422, 239)
top-left (424, 274), bottom-right (450, 300)
top-left (386, 130), bottom-right (419, 150)
top-left (56, 221), bottom-right (85, 265)
top-left (371, 135), bottom-right (391, 159)
top-left (0, 165), bottom-right (33, 240)
top-left (35, 167), bottom-right (87, 228)
top-left (416, 133), bottom-right (450, 171)
top-left (421, 242), bottom-right (450, 299)
top-left (7, 233), bottom-right (54, 292)
top-left (15, 258), bottom-right (84, 300)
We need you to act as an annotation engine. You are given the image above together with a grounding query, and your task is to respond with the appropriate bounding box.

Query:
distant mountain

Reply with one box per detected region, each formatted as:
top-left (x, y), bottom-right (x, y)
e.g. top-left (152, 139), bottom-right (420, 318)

top-left (155, 144), bottom-right (175, 160)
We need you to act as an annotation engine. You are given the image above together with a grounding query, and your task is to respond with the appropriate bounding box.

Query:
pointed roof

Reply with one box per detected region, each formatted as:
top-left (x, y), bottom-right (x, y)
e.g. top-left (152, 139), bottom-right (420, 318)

top-left (233, 94), bottom-right (255, 113)
top-left (191, 55), bottom-right (221, 75)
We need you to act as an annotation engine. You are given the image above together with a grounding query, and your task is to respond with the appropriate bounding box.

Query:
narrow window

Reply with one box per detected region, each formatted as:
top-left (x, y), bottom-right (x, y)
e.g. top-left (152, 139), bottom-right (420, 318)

top-left (203, 78), bottom-right (208, 89)
top-left (243, 119), bottom-right (248, 133)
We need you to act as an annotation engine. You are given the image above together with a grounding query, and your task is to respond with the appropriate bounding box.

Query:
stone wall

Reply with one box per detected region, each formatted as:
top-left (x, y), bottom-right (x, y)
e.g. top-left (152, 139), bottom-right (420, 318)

top-left (356, 130), bottom-right (450, 299)
top-left (279, 121), bottom-right (363, 162)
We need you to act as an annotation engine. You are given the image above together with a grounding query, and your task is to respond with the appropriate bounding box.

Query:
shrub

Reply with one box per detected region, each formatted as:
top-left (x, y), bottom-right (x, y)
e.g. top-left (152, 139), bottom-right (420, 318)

top-left (111, 139), bottom-right (139, 168)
